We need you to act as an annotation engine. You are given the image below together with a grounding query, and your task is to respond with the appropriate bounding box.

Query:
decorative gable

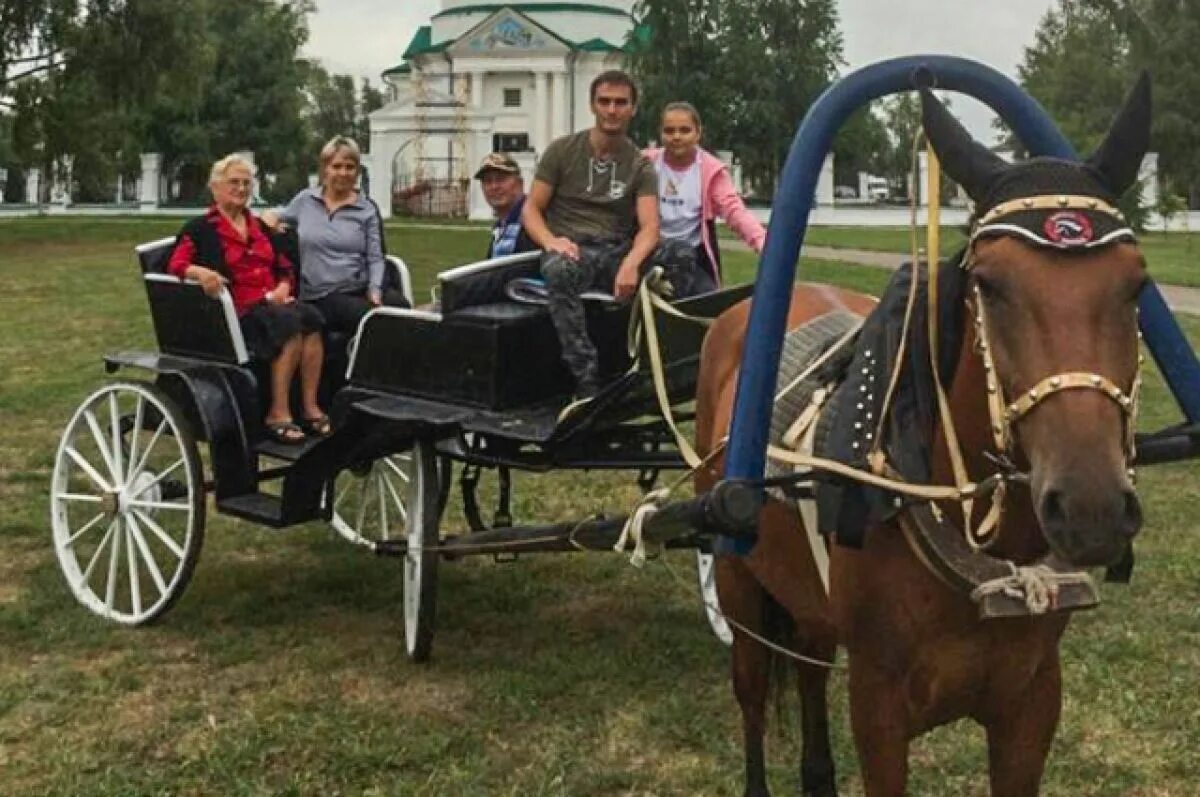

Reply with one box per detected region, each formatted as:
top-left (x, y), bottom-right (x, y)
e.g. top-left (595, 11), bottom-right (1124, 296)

top-left (449, 8), bottom-right (570, 56)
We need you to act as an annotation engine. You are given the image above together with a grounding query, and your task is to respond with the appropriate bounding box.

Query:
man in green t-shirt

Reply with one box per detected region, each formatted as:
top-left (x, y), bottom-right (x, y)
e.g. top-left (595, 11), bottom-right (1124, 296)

top-left (523, 70), bottom-right (696, 399)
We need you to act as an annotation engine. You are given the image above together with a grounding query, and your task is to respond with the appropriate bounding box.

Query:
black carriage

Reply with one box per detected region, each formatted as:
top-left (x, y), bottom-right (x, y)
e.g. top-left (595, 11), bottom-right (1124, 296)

top-left (51, 237), bottom-right (745, 659)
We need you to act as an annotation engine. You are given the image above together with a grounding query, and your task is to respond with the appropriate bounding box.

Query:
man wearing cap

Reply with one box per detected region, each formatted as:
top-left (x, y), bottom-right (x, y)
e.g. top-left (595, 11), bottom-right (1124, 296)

top-left (476, 153), bottom-right (536, 258)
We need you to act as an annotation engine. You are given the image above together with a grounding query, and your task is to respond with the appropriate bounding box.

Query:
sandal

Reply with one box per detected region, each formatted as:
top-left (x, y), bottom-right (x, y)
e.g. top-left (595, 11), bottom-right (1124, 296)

top-left (265, 420), bottom-right (306, 445)
top-left (300, 414), bottom-right (333, 438)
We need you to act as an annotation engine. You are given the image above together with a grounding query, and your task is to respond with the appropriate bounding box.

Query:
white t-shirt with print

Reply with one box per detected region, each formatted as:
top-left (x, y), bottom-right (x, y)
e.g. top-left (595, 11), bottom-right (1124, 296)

top-left (656, 158), bottom-right (702, 248)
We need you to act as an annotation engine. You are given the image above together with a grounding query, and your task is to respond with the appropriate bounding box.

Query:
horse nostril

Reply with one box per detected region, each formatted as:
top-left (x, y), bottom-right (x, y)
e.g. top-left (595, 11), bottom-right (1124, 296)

top-left (1041, 488), bottom-right (1067, 529)
top-left (1122, 490), bottom-right (1143, 538)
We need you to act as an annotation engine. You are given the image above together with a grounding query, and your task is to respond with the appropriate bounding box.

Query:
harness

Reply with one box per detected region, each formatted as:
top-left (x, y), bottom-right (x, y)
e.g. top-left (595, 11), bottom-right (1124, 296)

top-left (618, 146), bottom-right (1143, 621)
top-left (966, 195), bottom-right (1141, 466)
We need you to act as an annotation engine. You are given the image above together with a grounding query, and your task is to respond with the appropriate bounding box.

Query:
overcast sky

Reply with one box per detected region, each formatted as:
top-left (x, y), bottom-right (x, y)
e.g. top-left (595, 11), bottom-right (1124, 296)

top-left (303, 0), bottom-right (1058, 142)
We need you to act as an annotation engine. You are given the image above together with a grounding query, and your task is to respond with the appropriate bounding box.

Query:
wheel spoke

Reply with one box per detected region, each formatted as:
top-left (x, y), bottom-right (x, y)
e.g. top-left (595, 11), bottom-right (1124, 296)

top-left (128, 499), bottom-right (190, 512)
top-left (126, 513), bottom-right (169, 596)
top-left (80, 520), bottom-right (118, 585)
top-left (384, 456), bottom-right (411, 484)
top-left (109, 392), bottom-right (125, 483)
top-left (65, 446), bottom-right (113, 493)
top-left (354, 475), bottom-right (369, 535)
top-left (124, 513), bottom-right (166, 600)
top-left (124, 521), bottom-right (142, 616)
top-left (131, 509), bottom-right (185, 560)
top-left (105, 518), bottom-right (123, 611)
top-left (377, 470), bottom-right (389, 539)
top-left (128, 419), bottom-right (167, 487)
top-left (382, 468), bottom-right (408, 526)
top-left (84, 409), bottom-right (121, 486)
top-left (56, 492), bottom-right (104, 504)
top-left (124, 395), bottom-right (145, 483)
top-left (66, 512), bottom-right (108, 546)
top-left (126, 457), bottom-right (186, 499)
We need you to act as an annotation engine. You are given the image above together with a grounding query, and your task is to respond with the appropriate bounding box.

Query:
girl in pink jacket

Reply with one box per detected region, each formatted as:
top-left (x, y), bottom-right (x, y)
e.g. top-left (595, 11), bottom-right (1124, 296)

top-left (645, 102), bottom-right (767, 289)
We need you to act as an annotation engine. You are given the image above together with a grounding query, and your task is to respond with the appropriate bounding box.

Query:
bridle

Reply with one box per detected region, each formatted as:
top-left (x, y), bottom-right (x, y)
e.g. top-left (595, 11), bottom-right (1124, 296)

top-left (963, 194), bottom-right (1142, 468)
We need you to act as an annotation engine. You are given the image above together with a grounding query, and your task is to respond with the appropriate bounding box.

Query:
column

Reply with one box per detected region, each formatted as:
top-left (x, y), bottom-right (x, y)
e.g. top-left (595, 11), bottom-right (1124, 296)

top-left (471, 71), bottom-right (484, 109)
top-left (235, 150), bottom-right (260, 203)
top-left (916, 150), bottom-right (929, 207)
top-left (139, 153), bottom-right (162, 211)
top-left (468, 125), bottom-right (494, 221)
top-left (1139, 152), bottom-right (1159, 210)
top-left (25, 167), bottom-right (41, 205)
top-left (534, 70), bottom-right (549, 151)
top-left (816, 153), bottom-right (835, 206)
top-left (549, 72), bottom-right (568, 139)
top-left (48, 156), bottom-right (72, 213)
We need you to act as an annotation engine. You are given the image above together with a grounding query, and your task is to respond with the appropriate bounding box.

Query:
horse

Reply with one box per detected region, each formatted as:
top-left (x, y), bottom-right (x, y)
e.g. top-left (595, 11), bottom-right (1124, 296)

top-left (694, 75), bottom-right (1151, 797)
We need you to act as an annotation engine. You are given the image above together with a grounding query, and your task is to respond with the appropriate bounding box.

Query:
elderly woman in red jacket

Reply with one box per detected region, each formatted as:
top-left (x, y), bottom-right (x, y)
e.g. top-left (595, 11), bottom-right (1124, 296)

top-left (168, 154), bottom-right (329, 444)
top-left (644, 101), bottom-right (767, 291)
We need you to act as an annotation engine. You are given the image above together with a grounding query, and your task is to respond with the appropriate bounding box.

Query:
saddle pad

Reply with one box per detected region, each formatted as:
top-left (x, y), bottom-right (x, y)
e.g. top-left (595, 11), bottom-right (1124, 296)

top-left (763, 310), bottom-right (863, 500)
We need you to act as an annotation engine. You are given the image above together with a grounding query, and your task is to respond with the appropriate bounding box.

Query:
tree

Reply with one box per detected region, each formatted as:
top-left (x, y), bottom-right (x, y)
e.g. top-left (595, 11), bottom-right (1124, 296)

top-left (631, 0), bottom-right (844, 196)
top-left (723, 0), bottom-right (842, 195)
top-left (1016, 0), bottom-right (1200, 208)
top-left (0, 0), bottom-right (78, 92)
top-left (302, 60), bottom-right (358, 149)
top-left (628, 0), bottom-right (730, 148)
top-left (1016, 0), bottom-right (1131, 156)
top-left (358, 78), bottom-right (385, 144)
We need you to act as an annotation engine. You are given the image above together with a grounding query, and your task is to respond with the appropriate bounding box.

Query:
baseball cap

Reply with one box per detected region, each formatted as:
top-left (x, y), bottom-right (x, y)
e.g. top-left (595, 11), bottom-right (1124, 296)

top-left (474, 152), bottom-right (521, 179)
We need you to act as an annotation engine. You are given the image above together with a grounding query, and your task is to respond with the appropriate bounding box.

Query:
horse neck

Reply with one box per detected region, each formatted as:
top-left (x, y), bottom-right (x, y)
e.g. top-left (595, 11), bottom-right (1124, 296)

top-left (929, 318), bottom-right (1046, 562)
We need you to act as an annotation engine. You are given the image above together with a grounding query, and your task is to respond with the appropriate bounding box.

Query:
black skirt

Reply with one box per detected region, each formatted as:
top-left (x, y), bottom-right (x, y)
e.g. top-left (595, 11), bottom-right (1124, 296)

top-left (239, 302), bottom-right (324, 361)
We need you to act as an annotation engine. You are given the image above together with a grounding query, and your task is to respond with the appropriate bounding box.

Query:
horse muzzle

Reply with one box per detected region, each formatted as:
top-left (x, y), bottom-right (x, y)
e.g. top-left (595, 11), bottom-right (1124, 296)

top-left (1035, 476), bottom-right (1142, 567)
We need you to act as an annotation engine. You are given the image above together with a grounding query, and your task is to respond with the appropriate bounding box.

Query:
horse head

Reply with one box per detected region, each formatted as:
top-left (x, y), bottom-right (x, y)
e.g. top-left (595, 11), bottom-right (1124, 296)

top-left (921, 76), bottom-right (1150, 567)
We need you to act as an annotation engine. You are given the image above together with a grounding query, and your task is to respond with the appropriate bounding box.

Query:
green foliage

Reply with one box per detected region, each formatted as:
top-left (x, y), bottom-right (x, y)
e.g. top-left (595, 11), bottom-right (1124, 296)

top-left (1, 0), bottom-right (378, 205)
top-left (631, 0), bottom-right (844, 196)
top-left (627, 0), bottom-right (730, 147)
top-left (1017, 0), bottom-right (1200, 208)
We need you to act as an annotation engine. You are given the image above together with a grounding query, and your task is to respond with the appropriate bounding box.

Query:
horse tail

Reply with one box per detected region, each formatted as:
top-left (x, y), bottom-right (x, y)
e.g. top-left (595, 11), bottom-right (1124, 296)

top-left (763, 590), bottom-right (798, 729)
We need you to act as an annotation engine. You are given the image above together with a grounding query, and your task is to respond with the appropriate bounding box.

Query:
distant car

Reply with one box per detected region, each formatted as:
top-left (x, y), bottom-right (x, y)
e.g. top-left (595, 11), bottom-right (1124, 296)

top-left (834, 185), bottom-right (858, 199)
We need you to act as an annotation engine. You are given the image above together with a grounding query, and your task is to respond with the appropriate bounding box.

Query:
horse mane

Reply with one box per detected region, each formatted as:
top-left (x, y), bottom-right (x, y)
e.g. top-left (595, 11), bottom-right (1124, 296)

top-left (814, 245), bottom-right (969, 547)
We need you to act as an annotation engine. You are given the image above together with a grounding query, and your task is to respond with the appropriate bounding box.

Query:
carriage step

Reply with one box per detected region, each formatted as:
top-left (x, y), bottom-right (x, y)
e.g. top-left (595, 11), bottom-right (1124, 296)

top-left (216, 493), bottom-right (286, 527)
top-left (254, 435), bottom-right (322, 463)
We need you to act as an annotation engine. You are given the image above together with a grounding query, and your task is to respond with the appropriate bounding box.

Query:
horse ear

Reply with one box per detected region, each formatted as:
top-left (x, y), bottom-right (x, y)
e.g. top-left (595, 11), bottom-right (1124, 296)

top-left (919, 89), bottom-right (1007, 203)
top-left (1086, 71), bottom-right (1152, 196)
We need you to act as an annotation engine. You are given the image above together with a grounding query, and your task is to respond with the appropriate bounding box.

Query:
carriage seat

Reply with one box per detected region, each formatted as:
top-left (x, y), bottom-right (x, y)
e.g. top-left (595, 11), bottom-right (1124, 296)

top-left (135, 236), bottom-right (413, 369)
top-left (436, 251), bottom-right (618, 315)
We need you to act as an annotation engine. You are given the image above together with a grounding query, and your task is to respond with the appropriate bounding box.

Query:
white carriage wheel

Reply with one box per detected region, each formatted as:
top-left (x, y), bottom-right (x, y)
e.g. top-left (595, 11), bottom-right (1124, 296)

top-left (329, 452), bottom-right (414, 548)
top-left (403, 438), bottom-right (440, 662)
top-left (51, 381), bottom-right (204, 625)
top-left (696, 550), bottom-right (733, 646)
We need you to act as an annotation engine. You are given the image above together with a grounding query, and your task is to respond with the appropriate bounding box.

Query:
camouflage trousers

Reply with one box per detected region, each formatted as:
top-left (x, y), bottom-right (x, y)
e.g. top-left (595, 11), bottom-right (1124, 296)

top-left (541, 237), bottom-right (712, 395)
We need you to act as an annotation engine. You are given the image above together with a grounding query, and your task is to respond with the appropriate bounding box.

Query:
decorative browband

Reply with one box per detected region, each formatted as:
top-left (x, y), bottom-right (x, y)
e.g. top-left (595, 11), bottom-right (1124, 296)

top-left (968, 194), bottom-right (1136, 254)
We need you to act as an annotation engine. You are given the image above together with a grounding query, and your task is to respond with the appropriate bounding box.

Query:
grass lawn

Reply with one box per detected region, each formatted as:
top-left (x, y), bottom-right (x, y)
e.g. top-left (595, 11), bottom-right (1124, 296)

top-left (1, 217), bottom-right (1198, 795)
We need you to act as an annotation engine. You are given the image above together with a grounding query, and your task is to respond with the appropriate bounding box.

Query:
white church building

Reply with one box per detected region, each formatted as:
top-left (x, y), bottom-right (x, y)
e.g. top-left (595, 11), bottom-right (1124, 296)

top-left (365, 1), bottom-right (640, 220)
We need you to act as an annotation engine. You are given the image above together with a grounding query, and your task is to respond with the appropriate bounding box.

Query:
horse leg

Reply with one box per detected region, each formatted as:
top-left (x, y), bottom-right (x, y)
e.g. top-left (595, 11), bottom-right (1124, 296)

top-left (719, 557), bottom-right (774, 797)
top-left (796, 632), bottom-right (838, 796)
top-left (847, 658), bottom-right (910, 796)
top-left (985, 657), bottom-right (1062, 797)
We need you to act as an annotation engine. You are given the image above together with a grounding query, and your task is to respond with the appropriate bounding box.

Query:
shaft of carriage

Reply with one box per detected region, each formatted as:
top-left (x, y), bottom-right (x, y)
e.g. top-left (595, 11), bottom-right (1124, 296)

top-left (372, 479), bottom-right (764, 559)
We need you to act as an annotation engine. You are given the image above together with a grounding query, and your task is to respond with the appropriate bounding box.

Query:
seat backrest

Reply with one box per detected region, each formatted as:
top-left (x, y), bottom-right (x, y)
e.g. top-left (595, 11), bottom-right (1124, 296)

top-left (135, 237), bottom-right (249, 365)
top-left (135, 236), bottom-right (177, 275)
top-left (437, 251), bottom-right (542, 314)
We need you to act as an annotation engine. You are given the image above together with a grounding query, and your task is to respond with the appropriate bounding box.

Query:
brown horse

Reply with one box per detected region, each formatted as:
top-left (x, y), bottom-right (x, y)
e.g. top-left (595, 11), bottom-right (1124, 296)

top-left (695, 78), bottom-right (1150, 796)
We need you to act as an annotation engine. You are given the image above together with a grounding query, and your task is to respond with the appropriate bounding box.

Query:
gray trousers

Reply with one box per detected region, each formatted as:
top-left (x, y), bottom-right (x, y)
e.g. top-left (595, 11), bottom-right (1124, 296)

top-left (541, 237), bottom-right (711, 393)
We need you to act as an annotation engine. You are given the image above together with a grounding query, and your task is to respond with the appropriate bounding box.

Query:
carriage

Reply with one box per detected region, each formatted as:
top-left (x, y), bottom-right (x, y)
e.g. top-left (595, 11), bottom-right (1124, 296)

top-left (50, 230), bottom-right (750, 660)
top-left (50, 54), bottom-right (1200, 677)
